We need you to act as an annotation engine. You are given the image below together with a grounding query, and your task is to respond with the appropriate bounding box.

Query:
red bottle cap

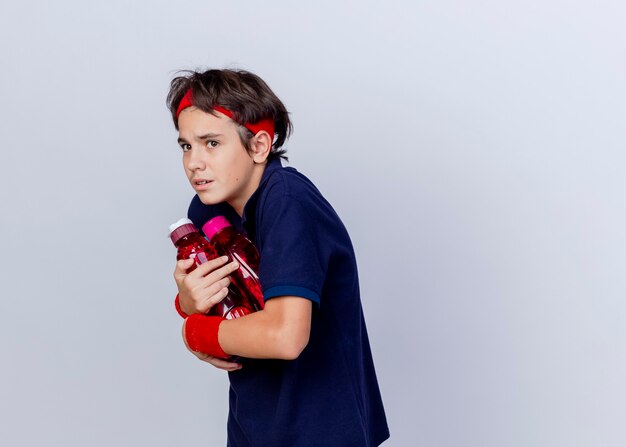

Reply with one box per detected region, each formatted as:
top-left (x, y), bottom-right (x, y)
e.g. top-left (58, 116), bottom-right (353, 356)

top-left (202, 216), bottom-right (232, 240)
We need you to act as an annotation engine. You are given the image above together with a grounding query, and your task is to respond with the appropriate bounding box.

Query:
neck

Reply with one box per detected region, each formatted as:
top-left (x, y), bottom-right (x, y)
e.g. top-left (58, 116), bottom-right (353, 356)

top-left (229, 162), bottom-right (266, 217)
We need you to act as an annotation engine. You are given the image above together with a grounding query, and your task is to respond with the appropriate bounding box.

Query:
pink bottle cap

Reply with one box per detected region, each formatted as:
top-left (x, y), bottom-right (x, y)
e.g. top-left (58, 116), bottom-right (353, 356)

top-left (202, 216), bottom-right (232, 240)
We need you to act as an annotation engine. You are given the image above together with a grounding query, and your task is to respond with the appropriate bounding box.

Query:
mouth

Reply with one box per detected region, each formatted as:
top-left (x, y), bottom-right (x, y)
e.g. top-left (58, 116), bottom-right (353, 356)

top-left (192, 178), bottom-right (214, 191)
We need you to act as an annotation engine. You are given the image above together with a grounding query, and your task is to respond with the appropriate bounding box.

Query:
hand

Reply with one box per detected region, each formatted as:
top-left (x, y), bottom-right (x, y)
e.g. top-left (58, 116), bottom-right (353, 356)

top-left (189, 352), bottom-right (243, 372)
top-left (173, 256), bottom-right (240, 315)
top-left (182, 319), bottom-right (242, 371)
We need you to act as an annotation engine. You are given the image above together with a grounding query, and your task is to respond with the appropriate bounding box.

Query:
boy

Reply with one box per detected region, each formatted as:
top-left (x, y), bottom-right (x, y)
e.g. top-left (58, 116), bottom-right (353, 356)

top-left (168, 69), bottom-right (389, 446)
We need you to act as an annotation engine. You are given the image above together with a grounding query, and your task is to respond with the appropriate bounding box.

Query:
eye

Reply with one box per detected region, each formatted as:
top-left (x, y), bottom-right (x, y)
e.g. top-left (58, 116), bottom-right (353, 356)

top-left (207, 140), bottom-right (219, 148)
top-left (180, 143), bottom-right (191, 152)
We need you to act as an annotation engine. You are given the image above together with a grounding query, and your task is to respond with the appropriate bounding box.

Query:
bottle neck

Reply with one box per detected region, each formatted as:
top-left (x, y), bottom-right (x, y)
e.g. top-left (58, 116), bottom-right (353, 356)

top-left (175, 232), bottom-right (204, 248)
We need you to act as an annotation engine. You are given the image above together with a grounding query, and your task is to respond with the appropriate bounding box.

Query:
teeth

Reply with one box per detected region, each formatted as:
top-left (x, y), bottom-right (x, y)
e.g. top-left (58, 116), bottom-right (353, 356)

top-left (197, 180), bottom-right (208, 185)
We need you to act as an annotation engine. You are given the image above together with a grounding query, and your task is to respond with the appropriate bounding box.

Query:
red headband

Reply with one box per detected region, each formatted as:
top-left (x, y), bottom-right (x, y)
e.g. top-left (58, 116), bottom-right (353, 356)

top-left (176, 89), bottom-right (275, 142)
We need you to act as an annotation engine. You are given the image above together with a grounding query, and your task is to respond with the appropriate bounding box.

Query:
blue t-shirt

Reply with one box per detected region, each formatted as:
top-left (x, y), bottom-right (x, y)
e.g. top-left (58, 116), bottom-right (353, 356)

top-left (188, 158), bottom-right (390, 447)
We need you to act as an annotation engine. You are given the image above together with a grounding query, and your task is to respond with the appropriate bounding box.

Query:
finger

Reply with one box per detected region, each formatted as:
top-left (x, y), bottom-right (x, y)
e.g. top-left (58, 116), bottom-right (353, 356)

top-left (204, 260), bottom-right (240, 284)
top-left (176, 256), bottom-right (229, 289)
top-left (192, 351), bottom-right (240, 368)
top-left (197, 354), bottom-right (243, 371)
top-left (187, 255), bottom-right (231, 279)
top-left (189, 260), bottom-right (239, 299)
top-left (198, 286), bottom-right (230, 313)
top-left (201, 275), bottom-right (231, 296)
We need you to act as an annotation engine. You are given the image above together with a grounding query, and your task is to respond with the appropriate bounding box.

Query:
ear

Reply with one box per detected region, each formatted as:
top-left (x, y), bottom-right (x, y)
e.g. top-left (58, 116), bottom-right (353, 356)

top-left (249, 131), bottom-right (273, 164)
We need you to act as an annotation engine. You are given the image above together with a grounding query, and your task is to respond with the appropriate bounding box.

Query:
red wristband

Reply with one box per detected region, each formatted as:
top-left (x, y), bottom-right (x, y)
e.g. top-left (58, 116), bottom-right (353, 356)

top-left (185, 314), bottom-right (229, 359)
top-left (174, 294), bottom-right (189, 318)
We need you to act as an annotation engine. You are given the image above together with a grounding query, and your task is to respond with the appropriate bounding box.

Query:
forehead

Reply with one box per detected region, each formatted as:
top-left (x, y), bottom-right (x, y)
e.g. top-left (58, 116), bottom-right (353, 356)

top-left (177, 107), bottom-right (236, 139)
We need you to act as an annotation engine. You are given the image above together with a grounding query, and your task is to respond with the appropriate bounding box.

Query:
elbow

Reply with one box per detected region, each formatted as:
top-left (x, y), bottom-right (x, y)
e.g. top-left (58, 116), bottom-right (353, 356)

top-left (262, 296), bottom-right (313, 360)
top-left (275, 327), bottom-right (310, 360)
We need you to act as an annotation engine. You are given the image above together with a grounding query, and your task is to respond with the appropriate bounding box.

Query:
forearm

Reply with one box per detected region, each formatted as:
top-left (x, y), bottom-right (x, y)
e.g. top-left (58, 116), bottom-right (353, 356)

top-left (184, 296), bottom-right (312, 361)
top-left (219, 300), bottom-right (311, 360)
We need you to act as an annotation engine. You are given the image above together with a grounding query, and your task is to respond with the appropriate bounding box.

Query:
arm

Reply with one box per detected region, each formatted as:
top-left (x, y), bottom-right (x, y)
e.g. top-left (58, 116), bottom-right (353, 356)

top-left (184, 295), bottom-right (312, 361)
top-left (220, 295), bottom-right (312, 360)
top-left (180, 190), bottom-right (323, 362)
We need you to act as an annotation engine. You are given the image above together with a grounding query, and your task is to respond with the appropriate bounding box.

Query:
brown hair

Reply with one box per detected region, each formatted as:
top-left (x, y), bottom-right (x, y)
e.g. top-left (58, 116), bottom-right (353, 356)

top-left (166, 69), bottom-right (291, 162)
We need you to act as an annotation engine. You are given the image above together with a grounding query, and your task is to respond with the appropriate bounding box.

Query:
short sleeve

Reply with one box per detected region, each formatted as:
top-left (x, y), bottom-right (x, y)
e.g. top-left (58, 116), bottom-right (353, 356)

top-left (257, 192), bottom-right (327, 306)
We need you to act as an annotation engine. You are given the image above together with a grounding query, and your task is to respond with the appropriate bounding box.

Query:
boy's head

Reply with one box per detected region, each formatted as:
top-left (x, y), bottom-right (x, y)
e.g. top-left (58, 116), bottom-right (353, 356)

top-left (167, 68), bottom-right (291, 214)
top-left (166, 69), bottom-right (291, 162)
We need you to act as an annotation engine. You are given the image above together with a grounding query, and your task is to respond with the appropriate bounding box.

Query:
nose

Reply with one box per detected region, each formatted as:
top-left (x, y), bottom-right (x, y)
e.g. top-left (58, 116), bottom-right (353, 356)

top-left (185, 145), bottom-right (206, 171)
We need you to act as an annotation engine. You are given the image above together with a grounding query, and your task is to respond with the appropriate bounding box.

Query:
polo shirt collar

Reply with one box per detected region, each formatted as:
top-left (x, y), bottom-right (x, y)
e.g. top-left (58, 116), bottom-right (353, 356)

top-left (241, 158), bottom-right (283, 229)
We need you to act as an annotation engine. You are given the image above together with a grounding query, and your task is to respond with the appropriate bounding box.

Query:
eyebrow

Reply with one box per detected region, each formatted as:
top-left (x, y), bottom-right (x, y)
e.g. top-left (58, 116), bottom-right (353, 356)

top-left (177, 133), bottom-right (224, 144)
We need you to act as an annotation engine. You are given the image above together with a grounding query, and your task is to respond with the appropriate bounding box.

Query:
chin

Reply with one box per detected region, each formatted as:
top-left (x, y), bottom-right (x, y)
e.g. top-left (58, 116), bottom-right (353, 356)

top-left (197, 191), bottom-right (230, 207)
top-left (196, 192), bottom-right (217, 205)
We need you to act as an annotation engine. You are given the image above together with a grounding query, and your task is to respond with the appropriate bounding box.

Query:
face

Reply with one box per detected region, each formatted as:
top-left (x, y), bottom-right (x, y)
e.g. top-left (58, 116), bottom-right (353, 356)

top-left (177, 107), bottom-right (261, 215)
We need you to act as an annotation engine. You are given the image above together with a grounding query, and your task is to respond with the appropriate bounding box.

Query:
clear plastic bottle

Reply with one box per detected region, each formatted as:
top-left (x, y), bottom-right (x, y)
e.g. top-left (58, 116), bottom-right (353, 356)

top-left (169, 218), bottom-right (254, 319)
top-left (202, 216), bottom-right (264, 311)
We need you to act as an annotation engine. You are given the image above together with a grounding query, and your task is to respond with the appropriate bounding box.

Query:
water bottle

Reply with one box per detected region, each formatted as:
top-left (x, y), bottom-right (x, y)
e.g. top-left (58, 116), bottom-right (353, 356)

top-left (169, 218), bottom-right (255, 319)
top-left (202, 216), bottom-right (264, 311)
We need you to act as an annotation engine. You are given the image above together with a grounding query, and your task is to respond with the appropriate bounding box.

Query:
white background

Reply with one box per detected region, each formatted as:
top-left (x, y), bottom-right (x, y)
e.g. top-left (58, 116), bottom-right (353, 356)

top-left (1, 1), bottom-right (625, 446)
